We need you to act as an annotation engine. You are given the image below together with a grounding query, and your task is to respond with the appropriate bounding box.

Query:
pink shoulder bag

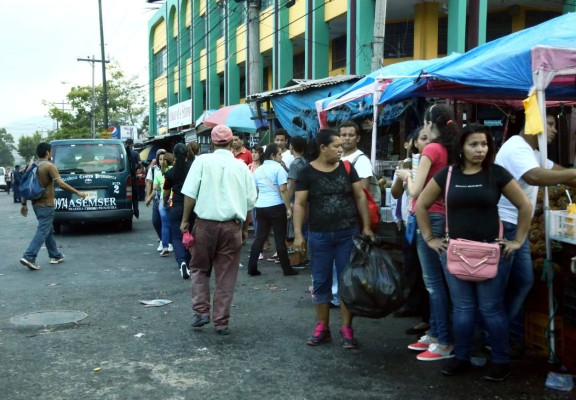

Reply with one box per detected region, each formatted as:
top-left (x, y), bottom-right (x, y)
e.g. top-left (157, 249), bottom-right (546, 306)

top-left (444, 166), bottom-right (501, 282)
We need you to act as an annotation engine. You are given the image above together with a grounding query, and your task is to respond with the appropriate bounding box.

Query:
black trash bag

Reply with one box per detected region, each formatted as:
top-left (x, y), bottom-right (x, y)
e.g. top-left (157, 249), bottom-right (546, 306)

top-left (340, 235), bottom-right (406, 319)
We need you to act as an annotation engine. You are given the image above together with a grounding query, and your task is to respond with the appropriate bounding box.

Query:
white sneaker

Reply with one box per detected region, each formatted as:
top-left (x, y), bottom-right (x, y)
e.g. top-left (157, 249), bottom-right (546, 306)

top-left (408, 334), bottom-right (436, 351)
top-left (156, 242), bottom-right (163, 252)
top-left (168, 244), bottom-right (174, 252)
top-left (416, 343), bottom-right (455, 361)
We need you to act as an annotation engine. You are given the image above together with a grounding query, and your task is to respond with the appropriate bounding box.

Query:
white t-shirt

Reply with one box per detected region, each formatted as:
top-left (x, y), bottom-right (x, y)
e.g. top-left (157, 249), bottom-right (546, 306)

top-left (281, 149), bottom-right (294, 170)
top-left (341, 149), bottom-right (373, 179)
top-left (495, 135), bottom-right (553, 224)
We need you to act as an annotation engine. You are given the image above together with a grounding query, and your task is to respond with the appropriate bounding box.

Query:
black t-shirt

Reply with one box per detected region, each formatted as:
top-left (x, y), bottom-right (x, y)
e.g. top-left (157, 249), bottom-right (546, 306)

top-left (296, 161), bottom-right (360, 232)
top-left (163, 161), bottom-right (192, 206)
top-left (434, 164), bottom-right (513, 242)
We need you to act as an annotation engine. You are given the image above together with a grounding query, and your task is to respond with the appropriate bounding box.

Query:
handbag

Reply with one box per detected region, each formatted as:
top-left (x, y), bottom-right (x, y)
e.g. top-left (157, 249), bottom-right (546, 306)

top-left (182, 231), bottom-right (195, 249)
top-left (343, 160), bottom-right (381, 231)
top-left (444, 166), bottom-right (501, 282)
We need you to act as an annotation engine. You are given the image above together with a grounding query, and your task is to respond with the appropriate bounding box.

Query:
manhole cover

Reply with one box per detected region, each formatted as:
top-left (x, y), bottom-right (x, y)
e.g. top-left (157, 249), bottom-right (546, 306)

top-left (10, 310), bottom-right (88, 327)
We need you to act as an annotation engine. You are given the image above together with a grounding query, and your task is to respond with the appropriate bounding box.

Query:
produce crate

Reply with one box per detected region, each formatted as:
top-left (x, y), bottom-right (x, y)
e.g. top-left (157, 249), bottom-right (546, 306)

top-left (549, 210), bottom-right (576, 245)
top-left (561, 325), bottom-right (576, 373)
top-left (525, 311), bottom-right (563, 356)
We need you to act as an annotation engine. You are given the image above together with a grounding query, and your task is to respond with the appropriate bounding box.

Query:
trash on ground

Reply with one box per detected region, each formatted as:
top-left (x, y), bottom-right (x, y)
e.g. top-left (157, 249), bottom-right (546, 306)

top-left (134, 333), bottom-right (145, 338)
top-left (545, 371), bottom-right (574, 392)
top-left (139, 299), bottom-right (172, 307)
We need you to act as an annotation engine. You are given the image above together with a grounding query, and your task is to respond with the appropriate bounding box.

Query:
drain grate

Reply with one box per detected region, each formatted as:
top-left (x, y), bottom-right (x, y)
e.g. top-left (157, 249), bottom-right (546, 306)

top-left (10, 310), bottom-right (88, 327)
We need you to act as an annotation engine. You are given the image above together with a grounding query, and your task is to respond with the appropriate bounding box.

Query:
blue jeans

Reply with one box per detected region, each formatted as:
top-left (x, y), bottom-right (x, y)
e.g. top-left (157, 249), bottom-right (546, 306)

top-left (443, 253), bottom-right (512, 364)
top-left (168, 203), bottom-right (195, 267)
top-left (152, 197), bottom-right (162, 240)
top-left (502, 221), bottom-right (533, 344)
top-left (23, 206), bottom-right (63, 262)
top-left (308, 227), bottom-right (358, 304)
top-left (158, 201), bottom-right (172, 248)
top-left (416, 213), bottom-right (452, 345)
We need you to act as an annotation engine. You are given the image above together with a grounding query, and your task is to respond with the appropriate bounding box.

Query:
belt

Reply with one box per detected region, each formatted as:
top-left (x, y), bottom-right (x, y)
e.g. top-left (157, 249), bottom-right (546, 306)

top-left (199, 218), bottom-right (242, 225)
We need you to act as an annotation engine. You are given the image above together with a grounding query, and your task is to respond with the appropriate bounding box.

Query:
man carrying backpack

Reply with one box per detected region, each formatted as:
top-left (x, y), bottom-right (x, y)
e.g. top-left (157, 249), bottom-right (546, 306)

top-left (19, 142), bottom-right (87, 271)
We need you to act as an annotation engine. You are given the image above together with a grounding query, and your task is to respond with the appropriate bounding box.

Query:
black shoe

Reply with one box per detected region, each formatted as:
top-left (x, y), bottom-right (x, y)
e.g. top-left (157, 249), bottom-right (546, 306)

top-left (283, 269), bottom-right (299, 276)
top-left (329, 302), bottom-right (340, 309)
top-left (483, 363), bottom-right (511, 382)
top-left (248, 270), bottom-right (261, 276)
top-left (510, 341), bottom-right (525, 360)
top-left (442, 359), bottom-right (473, 376)
top-left (405, 322), bottom-right (430, 335)
top-left (216, 327), bottom-right (230, 335)
top-left (191, 314), bottom-right (210, 328)
top-left (180, 262), bottom-right (190, 280)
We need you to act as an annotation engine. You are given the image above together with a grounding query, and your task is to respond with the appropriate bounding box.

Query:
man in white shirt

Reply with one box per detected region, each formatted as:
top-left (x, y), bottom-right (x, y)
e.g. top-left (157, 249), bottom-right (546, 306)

top-left (180, 124), bottom-right (257, 336)
top-left (275, 129), bottom-right (294, 171)
top-left (496, 114), bottom-right (576, 354)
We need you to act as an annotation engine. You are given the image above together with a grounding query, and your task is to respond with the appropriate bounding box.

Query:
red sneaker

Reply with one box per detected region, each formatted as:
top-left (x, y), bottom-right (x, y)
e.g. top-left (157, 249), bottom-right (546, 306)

top-left (306, 322), bottom-right (331, 346)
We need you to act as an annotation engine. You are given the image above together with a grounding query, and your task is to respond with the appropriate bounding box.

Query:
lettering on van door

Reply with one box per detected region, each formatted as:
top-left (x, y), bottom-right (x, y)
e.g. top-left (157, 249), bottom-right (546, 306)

top-left (55, 197), bottom-right (118, 211)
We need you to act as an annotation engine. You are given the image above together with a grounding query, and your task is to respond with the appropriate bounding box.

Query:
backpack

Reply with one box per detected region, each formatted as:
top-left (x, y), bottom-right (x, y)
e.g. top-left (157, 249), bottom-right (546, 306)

top-left (343, 160), bottom-right (380, 232)
top-left (351, 153), bottom-right (382, 206)
top-left (20, 161), bottom-right (48, 200)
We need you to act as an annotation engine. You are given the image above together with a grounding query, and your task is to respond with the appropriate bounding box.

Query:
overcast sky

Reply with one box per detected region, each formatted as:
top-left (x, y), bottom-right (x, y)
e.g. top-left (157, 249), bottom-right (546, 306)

top-left (0, 0), bottom-right (156, 137)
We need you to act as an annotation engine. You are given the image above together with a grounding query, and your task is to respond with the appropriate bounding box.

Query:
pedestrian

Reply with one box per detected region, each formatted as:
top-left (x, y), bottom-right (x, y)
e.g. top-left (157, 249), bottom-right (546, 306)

top-left (5, 167), bottom-right (12, 194)
top-left (292, 129), bottom-right (375, 349)
top-left (180, 124), bottom-right (257, 335)
top-left (154, 152), bottom-right (174, 257)
top-left (186, 141), bottom-right (200, 162)
top-left (12, 165), bottom-right (22, 203)
top-left (19, 142), bottom-right (87, 271)
top-left (275, 129), bottom-right (294, 170)
top-left (125, 138), bottom-right (142, 214)
top-left (146, 149), bottom-right (167, 252)
top-left (496, 113), bottom-right (576, 357)
top-left (246, 143), bottom-right (299, 277)
top-left (232, 132), bottom-right (253, 166)
top-left (163, 144), bottom-right (196, 279)
top-left (396, 103), bottom-right (458, 361)
top-left (391, 127), bottom-right (430, 335)
top-left (248, 145), bottom-right (268, 254)
top-left (248, 145), bottom-right (263, 174)
top-left (414, 123), bottom-right (532, 381)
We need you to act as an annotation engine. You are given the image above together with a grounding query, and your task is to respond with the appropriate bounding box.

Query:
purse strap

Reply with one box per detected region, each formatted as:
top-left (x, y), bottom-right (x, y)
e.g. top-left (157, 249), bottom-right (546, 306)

top-left (444, 165), bottom-right (503, 240)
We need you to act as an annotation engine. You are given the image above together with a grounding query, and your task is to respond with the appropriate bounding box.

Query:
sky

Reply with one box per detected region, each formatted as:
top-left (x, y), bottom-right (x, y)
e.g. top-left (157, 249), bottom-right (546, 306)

top-left (0, 0), bottom-right (157, 138)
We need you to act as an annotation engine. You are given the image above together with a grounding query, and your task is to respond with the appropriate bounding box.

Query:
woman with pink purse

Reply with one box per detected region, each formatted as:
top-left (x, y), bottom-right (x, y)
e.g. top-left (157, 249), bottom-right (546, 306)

top-left (414, 124), bottom-right (532, 381)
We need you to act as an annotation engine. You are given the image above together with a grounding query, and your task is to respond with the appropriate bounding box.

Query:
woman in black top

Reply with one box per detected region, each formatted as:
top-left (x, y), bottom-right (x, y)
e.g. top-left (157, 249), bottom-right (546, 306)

top-left (415, 124), bottom-right (531, 381)
top-left (164, 143), bottom-right (196, 279)
top-left (293, 129), bottom-right (375, 349)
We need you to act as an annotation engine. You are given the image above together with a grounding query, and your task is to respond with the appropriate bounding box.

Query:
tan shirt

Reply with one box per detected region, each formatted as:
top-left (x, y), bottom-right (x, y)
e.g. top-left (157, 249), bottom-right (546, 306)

top-left (32, 161), bottom-right (60, 207)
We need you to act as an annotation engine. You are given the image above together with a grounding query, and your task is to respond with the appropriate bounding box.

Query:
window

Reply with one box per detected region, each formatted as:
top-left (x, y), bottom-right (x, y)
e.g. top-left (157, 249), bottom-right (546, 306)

top-left (154, 48), bottom-right (167, 79)
top-left (331, 36), bottom-right (346, 70)
top-left (293, 52), bottom-right (305, 79)
top-left (384, 21), bottom-right (414, 58)
top-left (438, 18), bottom-right (447, 55)
top-left (260, 0), bottom-right (273, 10)
top-left (486, 11), bottom-right (512, 43)
top-left (525, 10), bottom-right (561, 28)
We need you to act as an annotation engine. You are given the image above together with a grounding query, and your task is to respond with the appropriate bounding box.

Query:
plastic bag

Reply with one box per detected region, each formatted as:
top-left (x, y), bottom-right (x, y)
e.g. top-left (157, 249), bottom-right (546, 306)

top-left (339, 235), bottom-right (406, 319)
top-left (182, 231), bottom-right (195, 249)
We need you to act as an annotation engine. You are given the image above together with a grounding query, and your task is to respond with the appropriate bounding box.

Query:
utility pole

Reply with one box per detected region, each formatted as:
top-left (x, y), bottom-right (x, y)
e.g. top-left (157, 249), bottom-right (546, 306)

top-left (78, 56), bottom-right (110, 138)
top-left (371, 0), bottom-right (387, 71)
top-left (53, 101), bottom-right (70, 131)
top-left (98, 0), bottom-right (109, 130)
top-left (247, 0), bottom-right (261, 96)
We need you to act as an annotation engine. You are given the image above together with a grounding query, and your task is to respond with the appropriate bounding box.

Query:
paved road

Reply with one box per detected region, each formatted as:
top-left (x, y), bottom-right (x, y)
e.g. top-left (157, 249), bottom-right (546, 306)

top-left (0, 194), bottom-right (572, 399)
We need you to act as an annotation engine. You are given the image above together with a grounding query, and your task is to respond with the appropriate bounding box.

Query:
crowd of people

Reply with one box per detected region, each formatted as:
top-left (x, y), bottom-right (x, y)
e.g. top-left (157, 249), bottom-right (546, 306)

top-left (15, 105), bottom-right (576, 383)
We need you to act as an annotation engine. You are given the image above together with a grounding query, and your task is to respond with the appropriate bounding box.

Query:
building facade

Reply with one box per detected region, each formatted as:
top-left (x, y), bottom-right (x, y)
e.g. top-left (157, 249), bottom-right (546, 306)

top-left (147, 0), bottom-right (574, 136)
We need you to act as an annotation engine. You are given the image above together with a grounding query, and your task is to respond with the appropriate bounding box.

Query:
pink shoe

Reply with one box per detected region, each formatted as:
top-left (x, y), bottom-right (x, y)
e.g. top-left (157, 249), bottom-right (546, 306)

top-left (416, 343), bottom-right (454, 361)
top-left (407, 334), bottom-right (435, 351)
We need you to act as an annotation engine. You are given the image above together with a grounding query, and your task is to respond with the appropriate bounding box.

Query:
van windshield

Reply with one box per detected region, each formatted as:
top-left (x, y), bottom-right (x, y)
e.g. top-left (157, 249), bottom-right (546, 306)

top-left (53, 144), bottom-right (125, 174)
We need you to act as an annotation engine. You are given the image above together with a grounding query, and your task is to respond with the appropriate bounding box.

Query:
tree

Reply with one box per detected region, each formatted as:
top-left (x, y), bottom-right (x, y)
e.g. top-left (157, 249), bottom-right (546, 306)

top-left (0, 128), bottom-right (16, 166)
top-left (17, 132), bottom-right (43, 163)
top-left (47, 62), bottom-right (147, 139)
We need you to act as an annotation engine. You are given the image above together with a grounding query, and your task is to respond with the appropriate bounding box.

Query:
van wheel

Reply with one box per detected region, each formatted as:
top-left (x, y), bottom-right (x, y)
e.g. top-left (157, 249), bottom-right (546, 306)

top-left (53, 223), bottom-right (61, 234)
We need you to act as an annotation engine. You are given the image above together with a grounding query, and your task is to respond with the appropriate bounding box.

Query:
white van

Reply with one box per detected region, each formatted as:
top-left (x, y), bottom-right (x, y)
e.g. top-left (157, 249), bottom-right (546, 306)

top-left (0, 167), bottom-right (6, 191)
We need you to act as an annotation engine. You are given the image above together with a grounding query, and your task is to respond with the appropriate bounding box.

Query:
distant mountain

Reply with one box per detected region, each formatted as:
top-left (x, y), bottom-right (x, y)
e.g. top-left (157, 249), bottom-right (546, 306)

top-left (3, 115), bottom-right (54, 140)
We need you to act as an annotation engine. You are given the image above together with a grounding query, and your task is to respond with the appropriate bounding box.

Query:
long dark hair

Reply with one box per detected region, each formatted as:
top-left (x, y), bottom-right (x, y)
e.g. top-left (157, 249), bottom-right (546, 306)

top-left (408, 126), bottom-right (424, 157)
top-left (424, 103), bottom-right (459, 163)
top-left (172, 143), bottom-right (190, 184)
top-left (454, 123), bottom-right (495, 171)
top-left (263, 143), bottom-right (279, 161)
top-left (308, 129), bottom-right (339, 160)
